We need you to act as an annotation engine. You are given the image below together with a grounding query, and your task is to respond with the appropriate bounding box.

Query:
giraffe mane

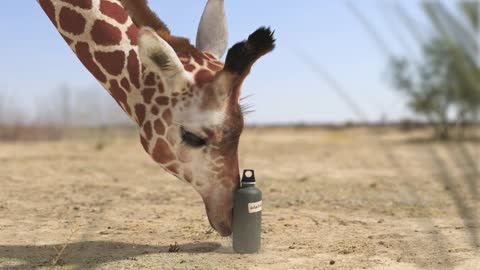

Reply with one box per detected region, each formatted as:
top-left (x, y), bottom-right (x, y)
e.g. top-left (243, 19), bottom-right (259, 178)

top-left (120, 0), bottom-right (201, 57)
top-left (118, 0), bottom-right (170, 34)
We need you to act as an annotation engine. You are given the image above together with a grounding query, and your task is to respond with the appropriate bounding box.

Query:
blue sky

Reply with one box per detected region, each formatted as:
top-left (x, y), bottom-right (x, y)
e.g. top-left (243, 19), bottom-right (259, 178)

top-left (0, 1), bottom-right (456, 124)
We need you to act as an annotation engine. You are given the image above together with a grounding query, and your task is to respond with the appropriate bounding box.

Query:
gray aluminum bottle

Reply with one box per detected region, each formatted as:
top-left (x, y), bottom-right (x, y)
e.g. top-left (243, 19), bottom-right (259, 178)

top-left (232, 169), bottom-right (262, 254)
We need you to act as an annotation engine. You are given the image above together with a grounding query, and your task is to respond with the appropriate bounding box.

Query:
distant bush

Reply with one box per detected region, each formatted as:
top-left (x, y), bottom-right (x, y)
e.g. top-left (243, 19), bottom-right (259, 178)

top-left (0, 125), bottom-right (64, 142)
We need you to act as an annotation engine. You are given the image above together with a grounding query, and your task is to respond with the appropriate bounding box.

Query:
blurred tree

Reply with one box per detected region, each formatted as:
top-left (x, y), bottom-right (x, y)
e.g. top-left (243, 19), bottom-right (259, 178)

top-left (456, 1), bottom-right (480, 135)
top-left (459, 1), bottom-right (478, 30)
top-left (390, 1), bottom-right (480, 140)
top-left (390, 38), bottom-right (458, 139)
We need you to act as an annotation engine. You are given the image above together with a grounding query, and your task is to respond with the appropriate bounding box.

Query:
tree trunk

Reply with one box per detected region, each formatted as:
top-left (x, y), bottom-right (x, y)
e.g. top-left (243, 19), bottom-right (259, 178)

top-left (438, 103), bottom-right (451, 140)
top-left (439, 123), bottom-right (450, 140)
top-left (455, 109), bottom-right (467, 140)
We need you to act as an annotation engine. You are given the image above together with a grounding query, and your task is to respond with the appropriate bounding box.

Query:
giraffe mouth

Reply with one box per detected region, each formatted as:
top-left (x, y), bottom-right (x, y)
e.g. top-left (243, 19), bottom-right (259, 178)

top-left (207, 212), bottom-right (233, 237)
top-left (203, 191), bottom-right (234, 237)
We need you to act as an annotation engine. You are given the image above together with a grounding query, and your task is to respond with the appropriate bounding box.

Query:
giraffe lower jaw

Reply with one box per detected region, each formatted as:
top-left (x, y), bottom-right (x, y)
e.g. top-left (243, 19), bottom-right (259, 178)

top-left (204, 200), bottom-right (233, 237)
top-left (208, 217), bottom-right (232, 237)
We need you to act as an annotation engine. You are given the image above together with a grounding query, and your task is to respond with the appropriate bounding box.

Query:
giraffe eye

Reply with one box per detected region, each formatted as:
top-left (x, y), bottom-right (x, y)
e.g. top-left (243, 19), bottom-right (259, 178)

top-left (181, 127), bottom-right (207, 148)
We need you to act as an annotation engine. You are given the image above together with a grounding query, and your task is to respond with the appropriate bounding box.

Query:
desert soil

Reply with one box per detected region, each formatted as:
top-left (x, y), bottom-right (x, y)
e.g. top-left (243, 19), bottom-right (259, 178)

top-left (0, 127), bottom-right (479, 270)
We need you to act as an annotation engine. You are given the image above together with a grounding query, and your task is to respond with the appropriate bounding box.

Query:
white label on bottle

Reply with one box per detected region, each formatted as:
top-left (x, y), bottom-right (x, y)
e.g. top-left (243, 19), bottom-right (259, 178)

top-left (248, 201), bottom-right (262, 213)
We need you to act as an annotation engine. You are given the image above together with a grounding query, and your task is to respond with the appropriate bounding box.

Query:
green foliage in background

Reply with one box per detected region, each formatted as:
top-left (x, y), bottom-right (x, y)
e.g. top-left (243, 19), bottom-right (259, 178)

top-left (389, 1), bottom-right (480, 139)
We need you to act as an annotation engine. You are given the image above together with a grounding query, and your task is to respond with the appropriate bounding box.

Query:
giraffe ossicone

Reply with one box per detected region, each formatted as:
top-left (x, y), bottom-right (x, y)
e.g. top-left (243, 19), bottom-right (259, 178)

top-left (38, 0), bottom-right (275, 236)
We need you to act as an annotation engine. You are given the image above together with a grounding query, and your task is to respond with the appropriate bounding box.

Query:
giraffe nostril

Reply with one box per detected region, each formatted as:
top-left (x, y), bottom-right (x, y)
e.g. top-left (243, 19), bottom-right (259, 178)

top-left (217, 221), bottom-right (232, 236)
top-left (204, 205), bottom-right (233, 236)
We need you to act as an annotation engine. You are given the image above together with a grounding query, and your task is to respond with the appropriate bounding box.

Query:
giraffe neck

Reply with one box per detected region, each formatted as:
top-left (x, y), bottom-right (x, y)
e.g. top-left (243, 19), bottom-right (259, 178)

top-left (38, 0), bottom-right (226, 127)
top-left (39, 0), bottom-right (148, 123)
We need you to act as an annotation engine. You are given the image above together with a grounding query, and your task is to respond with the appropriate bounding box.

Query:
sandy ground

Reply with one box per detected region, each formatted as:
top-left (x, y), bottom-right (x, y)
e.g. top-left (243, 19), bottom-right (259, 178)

top-left (0, 127), bottom-right (479, 270)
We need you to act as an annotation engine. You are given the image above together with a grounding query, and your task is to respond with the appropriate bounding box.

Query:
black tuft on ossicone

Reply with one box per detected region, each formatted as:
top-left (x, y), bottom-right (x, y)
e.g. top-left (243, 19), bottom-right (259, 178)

top-left (224, 27), bottom-right (276, 75)
top-left (247, 27), bottom-right (276, 53)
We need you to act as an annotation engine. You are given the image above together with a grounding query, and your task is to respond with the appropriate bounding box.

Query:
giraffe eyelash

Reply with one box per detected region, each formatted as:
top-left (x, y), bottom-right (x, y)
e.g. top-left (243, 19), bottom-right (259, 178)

top-left (240, 103), bottom-right (255, 115)
top-left (240, 95), bottom-right (255, 115)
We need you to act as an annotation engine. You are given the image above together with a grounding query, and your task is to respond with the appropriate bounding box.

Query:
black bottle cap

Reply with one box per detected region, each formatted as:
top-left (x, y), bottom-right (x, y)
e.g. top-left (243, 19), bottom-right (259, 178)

top-left (241, 170), bottom-right (256, 186)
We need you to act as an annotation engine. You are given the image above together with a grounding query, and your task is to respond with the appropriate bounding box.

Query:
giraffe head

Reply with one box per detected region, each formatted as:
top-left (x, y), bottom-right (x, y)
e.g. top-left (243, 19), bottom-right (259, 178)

top-left (137, 24), bottom-right (275, 236)
top-left (38, 0), bottom-right (274, 236)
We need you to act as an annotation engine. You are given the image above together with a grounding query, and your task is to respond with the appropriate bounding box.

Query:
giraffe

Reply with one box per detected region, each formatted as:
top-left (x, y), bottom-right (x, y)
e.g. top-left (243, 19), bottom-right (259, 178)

top-left (37, 0), bottom-right (275, 236)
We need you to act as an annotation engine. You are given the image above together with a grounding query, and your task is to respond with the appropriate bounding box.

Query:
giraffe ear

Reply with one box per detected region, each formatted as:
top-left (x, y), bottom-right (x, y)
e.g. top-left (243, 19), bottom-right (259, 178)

top-left (138, 27), bottom-right (187, 86)
top-left (196, 0), bottom-right (228, 59)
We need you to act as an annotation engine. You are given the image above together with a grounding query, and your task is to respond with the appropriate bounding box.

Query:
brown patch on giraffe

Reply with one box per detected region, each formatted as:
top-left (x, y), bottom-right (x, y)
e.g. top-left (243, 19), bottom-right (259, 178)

top-left (192, 53), bottom-right (205, 66)
top-left (39, 0), bottom-right (57, 27)
top-left (126, 24), bottom-right (139, 45)
top-left (95, 50), bottom-right (125, 76)
top-left (61, 34), bottom-right (74, 46)
top-left (208, 62), bottom-right (223, 72)
top-left (100, 0), bottom-right (128, 24)
top-left (166, 164), bottom-right (179, 175)
top-left (109, 79), bottom-right (129, 112)
top-left (140, 135), bottom-right (149, 152)
top-left (61, 0), bottom-right (92, 9)
top-left (127, 50), bottom-right (140, 89)
top-left (142, 88), bottom-right (156, 104)
top-left (59, 7), bottom-right (86, 35)
top-left (75, 42), bottom-right (107, 83)
top-left (177, 51), bottom-right (189, 59)
top-left (162, 109), bottom-right (172, 125)
top-left (152, 139), bottom-right (176, 164)
top-left (145, 72), bottom-right (156, 86)
top-left (195, 69), bottom-right (214, 87)
top-left (91, 20), bottom-right (122, 46)
top-left (155, 96), bottom-right (169, 106)
top-left (120, 77), bottom-right (131, 92)
top-left (204, 52), bottom-right (216, 60)
top-left (143, 121), bottom-right (153, 140)
top-left (125, 104), bottom-right (132, 115)
top-left (151, 106), bottom-right (159, 115)
top-left (157, 82), bottom-right (165, 93)
top-left (171, 98), bottom-right (178, 107)
top-left (153, 119), bottom-right (165, 135)
top-left (135, 104), bottom-right (146, 125)
top-left (183, 64), bottom-right (195, 72)
top-left (184, 168), bottom-right (193, 183)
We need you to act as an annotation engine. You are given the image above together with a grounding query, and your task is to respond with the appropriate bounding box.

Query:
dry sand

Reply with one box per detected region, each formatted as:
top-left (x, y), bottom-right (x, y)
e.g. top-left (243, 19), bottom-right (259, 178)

top-left (0, 127), bottom-right (479, 270)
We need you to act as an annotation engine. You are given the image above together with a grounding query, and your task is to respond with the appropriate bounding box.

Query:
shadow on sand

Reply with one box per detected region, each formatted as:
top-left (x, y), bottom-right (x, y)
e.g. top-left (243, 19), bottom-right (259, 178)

top-left (0, 241), bottom-right (221, 269)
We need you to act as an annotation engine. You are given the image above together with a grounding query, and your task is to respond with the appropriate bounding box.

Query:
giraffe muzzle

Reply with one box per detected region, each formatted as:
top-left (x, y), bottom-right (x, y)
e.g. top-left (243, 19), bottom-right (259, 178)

top-left (204, 198), bottom-right (233, 236)
top-left (202, 184), bottom-right (237, 236)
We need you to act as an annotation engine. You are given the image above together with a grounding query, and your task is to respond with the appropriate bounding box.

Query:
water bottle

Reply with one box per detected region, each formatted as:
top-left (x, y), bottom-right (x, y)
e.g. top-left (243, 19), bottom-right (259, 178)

top-left (232, 169), bottom-right (262, 254)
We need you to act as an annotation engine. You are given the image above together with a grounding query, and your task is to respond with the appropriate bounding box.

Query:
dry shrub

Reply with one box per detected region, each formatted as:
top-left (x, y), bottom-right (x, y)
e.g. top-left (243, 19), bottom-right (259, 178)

top-left (0, 125), bottom-right (64, 142)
